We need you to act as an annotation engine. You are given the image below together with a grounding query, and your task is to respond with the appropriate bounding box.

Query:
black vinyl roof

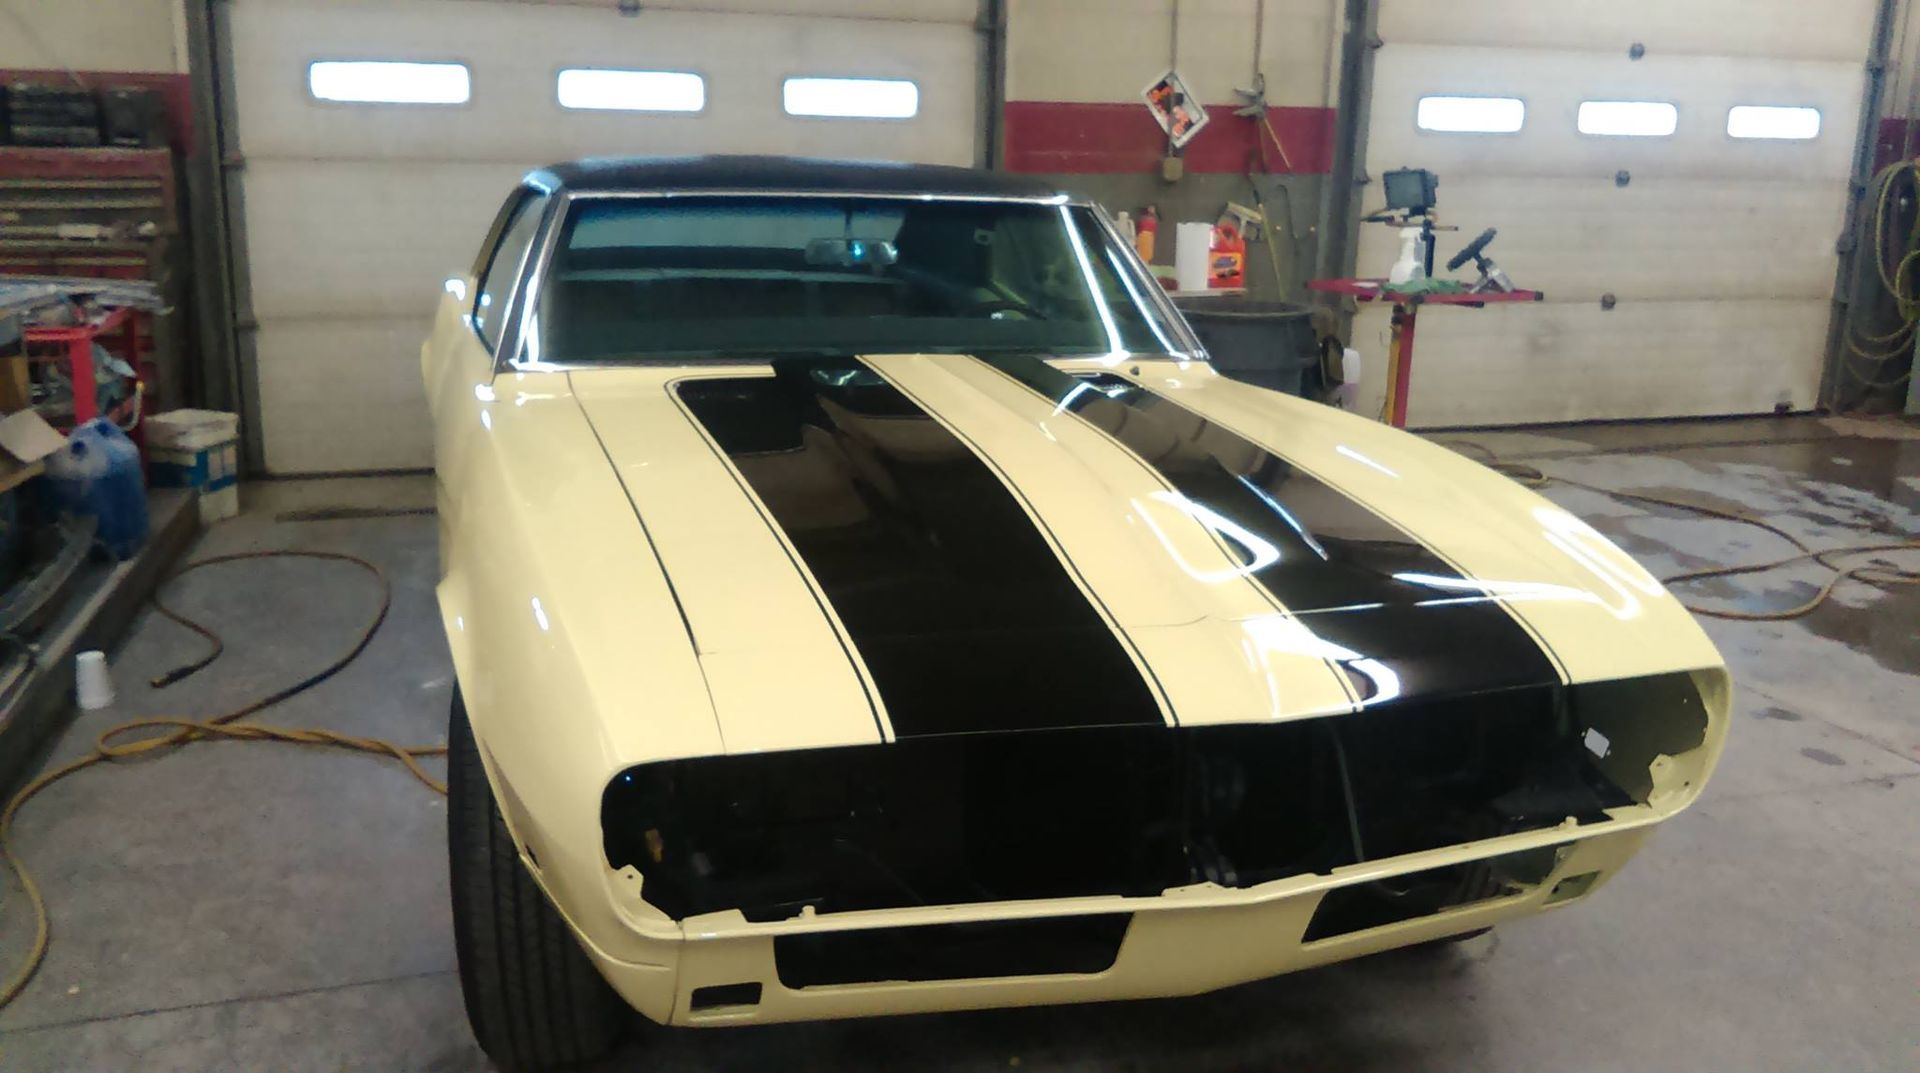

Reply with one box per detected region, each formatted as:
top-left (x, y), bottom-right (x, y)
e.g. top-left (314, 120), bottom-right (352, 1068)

top-left (530, 155), bottom-right (1064, 200)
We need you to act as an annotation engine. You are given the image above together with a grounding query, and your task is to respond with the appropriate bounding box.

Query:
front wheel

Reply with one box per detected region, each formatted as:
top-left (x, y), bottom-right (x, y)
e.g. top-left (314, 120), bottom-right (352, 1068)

top-left (448, 686), bottom-right (627, 1071)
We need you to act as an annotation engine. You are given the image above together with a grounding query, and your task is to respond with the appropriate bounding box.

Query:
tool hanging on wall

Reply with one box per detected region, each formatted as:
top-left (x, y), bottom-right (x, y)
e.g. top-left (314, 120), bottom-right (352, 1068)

top-left (1220, 200), bottom-right (1264, 242)
top-left (1234, 72), bottom-right (1304, 295)
top-left (1234, 73), bottom-right (1295, 173)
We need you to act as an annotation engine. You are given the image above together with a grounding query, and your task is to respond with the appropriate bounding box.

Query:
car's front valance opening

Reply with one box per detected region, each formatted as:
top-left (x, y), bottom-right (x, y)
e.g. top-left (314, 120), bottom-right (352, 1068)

top-left (602, 672), bottom-right (1711, 922)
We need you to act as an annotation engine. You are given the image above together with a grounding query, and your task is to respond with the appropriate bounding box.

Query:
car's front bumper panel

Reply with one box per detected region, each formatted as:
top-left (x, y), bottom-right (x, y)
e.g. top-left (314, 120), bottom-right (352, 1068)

top-left (579, 824), bottom-right (1651, 1026)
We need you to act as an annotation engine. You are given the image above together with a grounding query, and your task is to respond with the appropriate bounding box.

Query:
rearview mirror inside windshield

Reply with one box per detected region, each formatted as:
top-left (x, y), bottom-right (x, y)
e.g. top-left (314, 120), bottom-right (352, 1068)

top-left (805, 237), bottom-right (898, 268)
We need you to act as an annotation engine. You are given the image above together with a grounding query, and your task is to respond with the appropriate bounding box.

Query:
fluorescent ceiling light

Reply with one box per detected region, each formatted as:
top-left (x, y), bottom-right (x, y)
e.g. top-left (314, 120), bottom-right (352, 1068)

top-left (557, 68), bottom-right (704, 112)
top-left (783, 77), bottom-right (919, 119)
top-left (1416, 96), bottom-right (1525, 134)
top-left (309, 60), bottom-right (470, 105)
top-left (1727, 105), bottom-right (1820, 140)
top-left (1577, 100), bottom-right (1678, 137)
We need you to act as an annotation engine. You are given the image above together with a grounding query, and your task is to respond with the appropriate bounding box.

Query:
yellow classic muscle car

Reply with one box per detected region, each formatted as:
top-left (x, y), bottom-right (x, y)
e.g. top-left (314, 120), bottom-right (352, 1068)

top-left (422, 156), bottom-right (1728, 1071)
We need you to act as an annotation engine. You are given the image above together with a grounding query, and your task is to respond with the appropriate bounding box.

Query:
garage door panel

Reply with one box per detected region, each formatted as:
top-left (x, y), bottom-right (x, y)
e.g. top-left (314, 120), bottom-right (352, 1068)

top-left (1361, 7), bottom-right (1862, 425)
top-left (1370, 46), bottom-right (1862, 182)
top-left (254, 319), bottom-right (435, 474)
top-left (232, 0), bottom-right (982, 472)
top-left (243, 161), bottom-right (523, 320)
top-left (1381, 0), bottom-right (1876, 64)
top-left (229, 0), bottom-right (976, 166)
top-left (1353, 299), bottom-right (1828, 427)
top-left (1355, 178), bottom-right (1844, 303)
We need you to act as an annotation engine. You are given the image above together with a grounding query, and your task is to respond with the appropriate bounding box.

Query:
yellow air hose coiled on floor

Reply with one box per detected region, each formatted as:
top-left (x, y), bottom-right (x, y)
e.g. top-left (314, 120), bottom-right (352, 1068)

top-left (1443, 442), bottom-right (1920, 621)
top-left (1843, 159), bottom-right (1920, 392)
top-left (0, 550), bottom-right (447, 1012)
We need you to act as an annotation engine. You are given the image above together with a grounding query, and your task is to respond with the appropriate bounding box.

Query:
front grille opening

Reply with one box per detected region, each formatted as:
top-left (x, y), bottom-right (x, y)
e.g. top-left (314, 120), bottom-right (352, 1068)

top-left (775, 915), bottom-right (1130, 988)
top-left (605, 674), bottom-right (1707, 922)
top-left (689, 982), bottom-right (763, 1011)
top-left (1302, 846), bottom-right (1556, 942)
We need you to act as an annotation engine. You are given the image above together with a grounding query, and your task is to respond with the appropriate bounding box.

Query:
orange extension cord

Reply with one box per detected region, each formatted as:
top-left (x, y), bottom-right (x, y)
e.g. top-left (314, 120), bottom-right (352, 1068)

top-left (0, 551), bottom-right (446, 1012)
top-left (1442, 440), bottom-right (1920, 622)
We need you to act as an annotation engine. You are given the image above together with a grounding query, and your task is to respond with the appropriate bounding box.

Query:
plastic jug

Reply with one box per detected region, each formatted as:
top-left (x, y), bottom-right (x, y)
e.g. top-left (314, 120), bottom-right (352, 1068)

top-left (1209, 221), bottom-right (1246, 289)
top-left (45, 418), bottom-right (149, 560)
top-left (1388, 227), bottom-right (1427, 286)
top-left (1136, 205), bottom-right (1159, 262)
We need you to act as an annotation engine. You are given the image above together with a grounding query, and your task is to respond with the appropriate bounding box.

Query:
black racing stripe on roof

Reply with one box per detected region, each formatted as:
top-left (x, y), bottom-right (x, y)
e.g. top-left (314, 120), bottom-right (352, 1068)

top-left (675, 355), bottom-right (1165, 738)
top-left (977, 354), bottom-right (1560, 707)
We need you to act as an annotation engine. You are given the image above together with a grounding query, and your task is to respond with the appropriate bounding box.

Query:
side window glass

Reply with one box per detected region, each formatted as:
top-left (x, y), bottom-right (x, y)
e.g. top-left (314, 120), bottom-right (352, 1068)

top-left (474, 195), bottom-right (548, 352)
top-left (989, 215), bottom-right (1080, 318)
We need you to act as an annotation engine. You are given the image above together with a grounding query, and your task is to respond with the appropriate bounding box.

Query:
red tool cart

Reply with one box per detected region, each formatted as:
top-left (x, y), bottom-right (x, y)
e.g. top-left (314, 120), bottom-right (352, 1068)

top-left (1308, 279), bottom-right (1543, 428)
top-left (21, 303), bottom-right (147, 429)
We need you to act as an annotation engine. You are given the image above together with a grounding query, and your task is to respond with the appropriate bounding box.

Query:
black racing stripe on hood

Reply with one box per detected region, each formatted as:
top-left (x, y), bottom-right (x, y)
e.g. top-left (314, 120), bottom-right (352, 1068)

top-left (675, 356), bottom-right (1166, 738)
top-left (978, 355), bottom-right (1560, 706)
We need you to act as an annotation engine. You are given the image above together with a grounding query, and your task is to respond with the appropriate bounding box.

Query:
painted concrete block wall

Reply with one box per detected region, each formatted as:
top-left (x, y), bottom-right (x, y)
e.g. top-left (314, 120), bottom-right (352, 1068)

top-left (1001, 0), bottom-right (1344, 301)
top-left (1873, 0), bottom-right (1920, 168)
top-left (0, 0), bottom-right (187, 73)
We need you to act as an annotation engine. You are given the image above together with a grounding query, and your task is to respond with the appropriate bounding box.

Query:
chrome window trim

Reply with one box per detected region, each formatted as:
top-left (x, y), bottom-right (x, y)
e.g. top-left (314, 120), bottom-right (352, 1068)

top-left (489, 190), bottom-right (567, 370)
top-left (467, 191), bottom-right (534, 350)
top-left (566, 189), bottom-right (1072, 205)
top-left (468, 188), bottom-right (527, 281)
top-left (493, 189), bottom-right (1197, 377)
top-left (1085, 204), bottom-right (1207, 361)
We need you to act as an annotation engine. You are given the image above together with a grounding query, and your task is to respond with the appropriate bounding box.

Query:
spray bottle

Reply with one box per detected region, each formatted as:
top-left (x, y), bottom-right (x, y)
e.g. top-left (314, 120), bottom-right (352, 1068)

top-left (1388, 227), bottom-right (1427, 286)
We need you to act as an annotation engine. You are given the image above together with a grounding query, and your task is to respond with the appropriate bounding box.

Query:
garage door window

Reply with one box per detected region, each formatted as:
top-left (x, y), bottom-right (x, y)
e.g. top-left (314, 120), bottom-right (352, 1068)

top-left (1577, 100), bottom-right (1678, 137)
top-left (308, 60), bottom-right (471, 105)
top-left (557, 68), bottom-right (705, 113)
top-left (474, 195), bottom-right (548, 352)
top-left (783, 78), bottom-right (919, 119)
top-left (1727, 105), bottom-right (1820, 140)
top-left (1415, 96), bottom-right (1525, 134)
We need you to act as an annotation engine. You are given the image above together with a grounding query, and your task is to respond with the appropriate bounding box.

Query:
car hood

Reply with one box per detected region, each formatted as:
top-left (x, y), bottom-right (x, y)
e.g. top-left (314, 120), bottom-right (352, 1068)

top-left (569, 353), bottom-right (1723, 754)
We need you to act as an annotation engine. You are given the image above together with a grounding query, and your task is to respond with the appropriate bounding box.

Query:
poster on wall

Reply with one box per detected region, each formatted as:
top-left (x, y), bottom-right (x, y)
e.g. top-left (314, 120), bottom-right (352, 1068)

top-left (1142, 69), bottom-right (1209, 148)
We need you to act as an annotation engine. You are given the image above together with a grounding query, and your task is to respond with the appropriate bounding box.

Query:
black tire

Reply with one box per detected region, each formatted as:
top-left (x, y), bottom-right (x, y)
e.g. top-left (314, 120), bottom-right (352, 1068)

top-left (448, 686), bottom-right (627, 1071)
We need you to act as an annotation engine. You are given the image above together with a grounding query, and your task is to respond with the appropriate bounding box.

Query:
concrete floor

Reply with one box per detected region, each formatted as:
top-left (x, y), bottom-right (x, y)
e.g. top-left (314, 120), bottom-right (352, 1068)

top-left (1, 414), bottom-right (1916, 1072)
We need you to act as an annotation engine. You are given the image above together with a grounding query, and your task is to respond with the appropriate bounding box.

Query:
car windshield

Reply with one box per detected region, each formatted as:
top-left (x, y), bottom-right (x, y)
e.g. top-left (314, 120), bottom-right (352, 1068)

top-left (524, 196), bottom-right (1191, 363)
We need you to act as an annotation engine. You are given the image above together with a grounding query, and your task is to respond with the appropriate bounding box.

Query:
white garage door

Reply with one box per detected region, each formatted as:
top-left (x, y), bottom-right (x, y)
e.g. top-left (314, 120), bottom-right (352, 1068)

top-left (1355, 1), bottom-right (1874, 426)
top-left (224, 0), bottom-right (982, 473)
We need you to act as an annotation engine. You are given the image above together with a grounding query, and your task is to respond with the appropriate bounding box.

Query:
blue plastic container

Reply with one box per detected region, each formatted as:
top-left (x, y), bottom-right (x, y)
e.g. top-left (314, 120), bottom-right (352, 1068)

top-left (45, 418), bottom-right (149, 560)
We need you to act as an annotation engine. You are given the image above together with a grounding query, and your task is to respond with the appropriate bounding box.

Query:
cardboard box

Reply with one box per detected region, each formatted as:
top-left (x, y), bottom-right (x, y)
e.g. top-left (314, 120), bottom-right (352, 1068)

top-left (0, 408), bottom-right (65, 494)
top-left (146, 409), bottom-right (239, 522)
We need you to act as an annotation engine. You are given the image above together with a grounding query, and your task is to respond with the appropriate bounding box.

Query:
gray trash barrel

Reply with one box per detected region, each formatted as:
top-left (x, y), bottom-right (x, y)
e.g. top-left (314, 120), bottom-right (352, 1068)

top-left (1171, 297), bottom-right (1321, 398)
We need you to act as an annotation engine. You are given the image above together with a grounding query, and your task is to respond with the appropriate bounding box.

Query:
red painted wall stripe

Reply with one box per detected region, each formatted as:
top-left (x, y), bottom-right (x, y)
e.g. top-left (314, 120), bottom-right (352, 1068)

top-left (1004, 100), bottom-right (1335, 175)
